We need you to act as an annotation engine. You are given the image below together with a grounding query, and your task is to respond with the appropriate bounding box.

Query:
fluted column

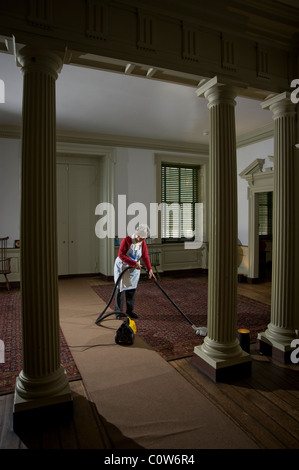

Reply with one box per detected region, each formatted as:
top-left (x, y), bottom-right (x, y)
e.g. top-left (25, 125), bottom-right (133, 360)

top-left (14, 46), bottom-right (72, 416)
top-left (258, 92), bottom-right (297, 362)
top-left (193, 77), bottom-right (251, 381)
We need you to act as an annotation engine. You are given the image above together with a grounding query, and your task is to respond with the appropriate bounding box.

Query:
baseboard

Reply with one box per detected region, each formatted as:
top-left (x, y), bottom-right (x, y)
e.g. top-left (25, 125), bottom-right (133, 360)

top-left (0, 281), bottom-right (20, 290)
top-left (160, 268), bottom-right (208, 278)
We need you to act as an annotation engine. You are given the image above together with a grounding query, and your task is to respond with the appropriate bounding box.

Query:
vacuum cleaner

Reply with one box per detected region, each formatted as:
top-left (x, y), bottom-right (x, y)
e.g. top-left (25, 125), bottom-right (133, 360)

top-left (94, 266), bottom-right (139, 345)
top-left (95, 266), bottom-right (207, 345)
top-left (114, 316), bottom-right (136, 346)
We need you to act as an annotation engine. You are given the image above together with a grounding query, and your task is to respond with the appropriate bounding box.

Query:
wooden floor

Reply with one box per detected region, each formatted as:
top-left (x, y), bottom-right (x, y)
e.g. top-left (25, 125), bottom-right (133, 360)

top-left (171, 350), bottom-right (299, 449)
top-left (1, 277), bottom-right (298, 449)
top-left (0, 381), bottom-right (112, 450)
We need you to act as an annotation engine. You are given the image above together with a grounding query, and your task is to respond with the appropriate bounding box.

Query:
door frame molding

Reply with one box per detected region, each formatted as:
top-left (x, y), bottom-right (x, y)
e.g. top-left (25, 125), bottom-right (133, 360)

top-left (239, 157), bottom-right (274, 280)
top-left (57, 142), bottom-right (116, 276)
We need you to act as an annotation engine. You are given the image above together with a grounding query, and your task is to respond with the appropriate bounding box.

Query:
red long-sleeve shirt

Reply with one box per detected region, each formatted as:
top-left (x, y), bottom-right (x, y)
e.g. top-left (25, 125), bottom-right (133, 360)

top-left (117, 236), bottom-right (152, 271)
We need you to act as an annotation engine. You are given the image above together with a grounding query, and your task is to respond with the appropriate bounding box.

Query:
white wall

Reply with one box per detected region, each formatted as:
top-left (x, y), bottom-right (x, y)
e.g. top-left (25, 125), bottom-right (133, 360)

top-left (0, 136), bottom-right (275, 257)
top-left (114, 148), bottom-right (156, 237)
top-left (237, 138), bottom-right (274, 246)
top-left (0, 138), bottom-right (21, 247)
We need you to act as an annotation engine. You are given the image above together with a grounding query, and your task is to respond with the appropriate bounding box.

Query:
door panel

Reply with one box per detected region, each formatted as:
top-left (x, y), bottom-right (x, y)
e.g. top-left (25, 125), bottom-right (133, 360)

top-left (68, 163), bottom-right (97, 274)
top-left (57, 160), bottom-right (98, 275)
top-left (57, 163), bottom-right (69, 275)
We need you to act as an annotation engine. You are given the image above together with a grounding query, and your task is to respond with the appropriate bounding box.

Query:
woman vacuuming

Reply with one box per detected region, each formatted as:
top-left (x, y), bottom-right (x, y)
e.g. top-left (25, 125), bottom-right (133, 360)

top-left (114, 224), bottom-right (156, 320)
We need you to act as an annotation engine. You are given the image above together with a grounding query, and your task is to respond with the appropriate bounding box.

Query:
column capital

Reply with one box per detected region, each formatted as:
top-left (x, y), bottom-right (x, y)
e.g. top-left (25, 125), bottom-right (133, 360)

top-left (196, 76), bottom-right (239, 108)
top-left (16, 46), bottom-right (64, 79)
top-left (261, 91), bottom-right (297, 119)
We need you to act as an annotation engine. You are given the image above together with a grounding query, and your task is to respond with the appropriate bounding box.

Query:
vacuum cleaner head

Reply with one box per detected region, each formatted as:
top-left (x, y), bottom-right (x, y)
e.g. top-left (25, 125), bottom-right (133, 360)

top-left (115, 317), bottom-right (136, 345)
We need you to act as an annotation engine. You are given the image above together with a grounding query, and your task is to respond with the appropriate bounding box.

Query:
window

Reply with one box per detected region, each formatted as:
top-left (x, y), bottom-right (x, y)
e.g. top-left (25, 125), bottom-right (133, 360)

top-left (258, 191), bottom-right (273, 238)
top-left (161, 164), bottom-right (199, 242)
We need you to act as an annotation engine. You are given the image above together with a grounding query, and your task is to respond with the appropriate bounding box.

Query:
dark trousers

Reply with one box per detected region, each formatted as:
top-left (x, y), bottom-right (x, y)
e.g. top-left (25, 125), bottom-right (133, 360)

top-left (114, 287), bottom-right (136, 315)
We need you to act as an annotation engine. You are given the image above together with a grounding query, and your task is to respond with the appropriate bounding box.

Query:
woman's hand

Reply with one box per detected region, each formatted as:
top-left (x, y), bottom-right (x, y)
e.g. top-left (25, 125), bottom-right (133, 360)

top-left (135, 262), bottom-right (142, 270)
top-left (148, 269), bottom-right (156, 280)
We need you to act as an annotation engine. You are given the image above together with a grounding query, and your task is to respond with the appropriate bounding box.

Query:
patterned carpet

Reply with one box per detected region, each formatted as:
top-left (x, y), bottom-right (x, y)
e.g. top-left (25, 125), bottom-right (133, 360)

top-left (0, 290), bottom-right (81, 396)
top-left (93, 276), bottom-right (271, 361)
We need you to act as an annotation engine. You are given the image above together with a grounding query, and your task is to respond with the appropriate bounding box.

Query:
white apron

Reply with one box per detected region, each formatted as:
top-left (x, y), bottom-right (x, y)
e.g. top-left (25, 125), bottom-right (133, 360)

top-left (114, 239), bottom-right (143, 292)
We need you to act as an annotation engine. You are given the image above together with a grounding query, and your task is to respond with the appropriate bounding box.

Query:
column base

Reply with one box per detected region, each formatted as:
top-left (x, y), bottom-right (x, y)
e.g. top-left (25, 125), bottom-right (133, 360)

top-left (257, 332), bottom-right (297, 364)
top-left (192, 345), bottom-right (252, 382)
top-left (13, 382), bottom-right (73, 432)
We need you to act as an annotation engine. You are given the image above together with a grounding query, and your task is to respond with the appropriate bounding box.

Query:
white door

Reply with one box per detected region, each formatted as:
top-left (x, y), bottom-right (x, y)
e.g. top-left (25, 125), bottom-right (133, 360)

top-left (57, 159), bottom-right (98, 275)
top-left (57, 163), bottom-right (69, 275)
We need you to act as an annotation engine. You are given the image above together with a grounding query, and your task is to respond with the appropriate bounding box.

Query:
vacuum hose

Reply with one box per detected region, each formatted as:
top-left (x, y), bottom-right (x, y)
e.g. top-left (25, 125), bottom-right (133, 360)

top-left (95, 266), bottom-right (207, 336)
top-left (94, 266), bottom-right (132, 324)
top-left (150, 275), bottom-right (207, 336)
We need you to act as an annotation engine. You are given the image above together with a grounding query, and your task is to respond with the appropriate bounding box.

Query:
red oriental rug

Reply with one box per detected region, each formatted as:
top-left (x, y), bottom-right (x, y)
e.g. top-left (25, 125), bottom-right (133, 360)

top-left (0, 291), bottom-right (81, 396)
top-left (93, 277), bottom-right (270, 361)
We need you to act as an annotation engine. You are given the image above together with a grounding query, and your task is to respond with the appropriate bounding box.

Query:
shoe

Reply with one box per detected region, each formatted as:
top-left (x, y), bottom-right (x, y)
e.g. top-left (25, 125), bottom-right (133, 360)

top-left (128, 312), bottom-right (138, 319)
top-left (115, 313), bottom-right (123, 320)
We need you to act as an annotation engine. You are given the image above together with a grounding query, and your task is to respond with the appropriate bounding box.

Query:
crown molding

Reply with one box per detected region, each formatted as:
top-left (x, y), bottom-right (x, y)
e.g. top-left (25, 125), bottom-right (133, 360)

top-left (56, 129), bottom-right (209, 154)
top-left (0, 125), bottom-right (208, 154)
top-left (0, 125), bottom-right (21, 139)
top-left (236, 123), bottom-right (274, 148)
top-left (0, 124), bottom-right (274, 151)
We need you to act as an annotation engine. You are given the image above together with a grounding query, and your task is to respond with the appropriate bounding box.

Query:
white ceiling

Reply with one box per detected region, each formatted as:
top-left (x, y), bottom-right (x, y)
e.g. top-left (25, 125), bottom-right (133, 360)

top-left (0, 51), bottom-right (273, 146)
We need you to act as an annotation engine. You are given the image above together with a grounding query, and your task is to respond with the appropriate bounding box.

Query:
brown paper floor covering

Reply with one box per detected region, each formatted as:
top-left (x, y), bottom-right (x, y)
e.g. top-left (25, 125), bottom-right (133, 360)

top-left (58, 277), bottom-right (258, 449)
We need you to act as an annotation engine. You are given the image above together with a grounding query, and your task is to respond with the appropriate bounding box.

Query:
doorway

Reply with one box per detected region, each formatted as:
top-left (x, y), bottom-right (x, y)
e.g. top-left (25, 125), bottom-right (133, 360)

top-left (240, 157), bottom-right (274, 281)
top-left (258, 191), bottom-right (273, 281)
top-left (56, 155), bottom-right (99, 276)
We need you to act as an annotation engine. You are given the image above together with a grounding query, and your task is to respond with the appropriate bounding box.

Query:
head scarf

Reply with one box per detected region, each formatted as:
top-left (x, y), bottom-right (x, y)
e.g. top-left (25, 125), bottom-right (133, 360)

top-left (134, 224), bottom-right (149, 239)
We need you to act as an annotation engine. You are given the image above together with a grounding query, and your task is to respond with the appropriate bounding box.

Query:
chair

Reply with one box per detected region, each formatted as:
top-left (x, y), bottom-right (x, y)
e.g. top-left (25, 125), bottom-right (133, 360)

top-left (0, 237), bottom-right (11, 291)
top-left (148, 250), bottom-right (161, 281)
